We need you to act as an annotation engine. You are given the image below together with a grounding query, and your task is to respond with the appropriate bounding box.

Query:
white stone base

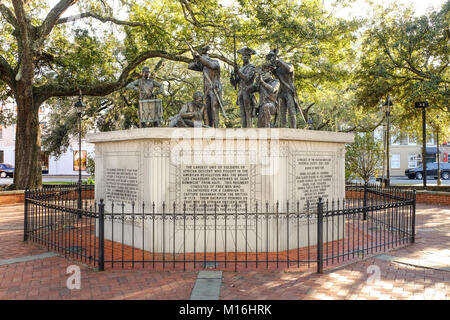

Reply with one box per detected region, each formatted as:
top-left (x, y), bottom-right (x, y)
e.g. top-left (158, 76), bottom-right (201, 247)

top-left (87, 128), bottom-right (353, 253)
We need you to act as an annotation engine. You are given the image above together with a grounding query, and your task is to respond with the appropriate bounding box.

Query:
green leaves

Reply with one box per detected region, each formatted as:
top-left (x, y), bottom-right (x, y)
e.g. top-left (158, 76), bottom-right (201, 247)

top-left (346, 132), bottom-right (383, 183)
top-left (354, 1), bottom-right (449, 135)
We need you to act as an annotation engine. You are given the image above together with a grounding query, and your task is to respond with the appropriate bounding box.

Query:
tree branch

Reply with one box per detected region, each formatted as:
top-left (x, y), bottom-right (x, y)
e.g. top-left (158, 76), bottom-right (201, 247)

top-left (0, 3), bottom-right (18, 28)
top-left (179, 0), bottom-right (222, 29)
top-left (55, 12), bottom-right (143, 27)
top-left (34, 50), bottom-right (192, 104)
top-left (0, 54), bottom-right (15, 87)
top-left (341, 116), bottom-right (385, 133)
top-left (11, 0), bottom-right (30, 38)
top-left (38, 0), bottom-right (78, 44)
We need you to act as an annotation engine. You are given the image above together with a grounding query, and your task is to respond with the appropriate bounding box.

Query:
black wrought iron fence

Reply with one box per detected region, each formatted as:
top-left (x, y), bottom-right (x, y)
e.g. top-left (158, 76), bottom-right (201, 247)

top-left (24, 184), bottom-right (415, 273)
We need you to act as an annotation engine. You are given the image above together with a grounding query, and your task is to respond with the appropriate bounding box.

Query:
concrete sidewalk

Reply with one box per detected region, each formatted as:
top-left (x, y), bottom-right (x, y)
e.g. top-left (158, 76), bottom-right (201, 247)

top-left (0, 203), bottom-right (448, 300)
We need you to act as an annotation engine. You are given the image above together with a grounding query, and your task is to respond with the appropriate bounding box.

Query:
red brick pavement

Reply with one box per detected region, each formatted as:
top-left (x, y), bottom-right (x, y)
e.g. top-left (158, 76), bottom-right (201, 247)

top-left (0, 203), bottom-right (448, 299)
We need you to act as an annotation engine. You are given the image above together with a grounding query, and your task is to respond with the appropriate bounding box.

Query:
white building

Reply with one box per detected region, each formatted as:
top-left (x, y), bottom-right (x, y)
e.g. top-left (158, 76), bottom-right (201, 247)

top-left (374, 126), bottom-right (450, 177)
top-left (0, 101), bottom-right (94, 176)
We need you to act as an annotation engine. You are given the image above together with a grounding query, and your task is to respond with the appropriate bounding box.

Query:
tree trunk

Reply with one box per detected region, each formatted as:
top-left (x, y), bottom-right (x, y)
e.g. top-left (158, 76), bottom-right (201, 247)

top-left (13, 82), bottom-right (42, 190)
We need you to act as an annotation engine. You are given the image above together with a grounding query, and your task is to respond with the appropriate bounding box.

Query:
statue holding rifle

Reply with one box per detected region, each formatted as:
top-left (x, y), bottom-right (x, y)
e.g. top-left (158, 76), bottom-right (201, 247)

top-left (186, 43), bottom-right (226, 128)
top-left (266, 49), bottom-right (305, 128)
top-left (230, 46), bottom-right (257, 128)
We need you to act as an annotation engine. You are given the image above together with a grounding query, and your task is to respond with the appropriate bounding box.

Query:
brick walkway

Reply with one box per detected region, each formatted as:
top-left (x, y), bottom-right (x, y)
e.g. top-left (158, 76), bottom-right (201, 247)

top-left (0, 203), bottom-right (448, 299)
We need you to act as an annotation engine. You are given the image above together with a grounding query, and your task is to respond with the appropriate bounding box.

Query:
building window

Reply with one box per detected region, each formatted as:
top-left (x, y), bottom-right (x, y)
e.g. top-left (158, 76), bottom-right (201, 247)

top-left (391, 154), bottom-right (401, 169)
top-left (426, 134), bottom-right (435, 145)
top-left (0, 150), bottom-right (3, 163)
top-left (73, 150), bottom-right (87, 171)
top-left (408, 153), bottom-right (418, 168)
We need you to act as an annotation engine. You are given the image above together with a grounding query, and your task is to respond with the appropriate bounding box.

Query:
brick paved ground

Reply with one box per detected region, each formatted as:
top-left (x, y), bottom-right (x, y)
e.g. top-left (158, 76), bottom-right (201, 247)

top-left (0, 203), bottom-right (448, 300)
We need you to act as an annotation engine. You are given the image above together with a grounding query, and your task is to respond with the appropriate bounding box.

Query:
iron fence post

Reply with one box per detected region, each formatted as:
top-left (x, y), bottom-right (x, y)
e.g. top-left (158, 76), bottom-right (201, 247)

top-left (363, 183), bottom-right (368, 220)
top-left (411, 190), bottom-right (416, 243)
top-left (98, 199), bottom-right (105, 271)
top-left (24, 189), bottom-right (28, 241)
top-left (78, 185), bottom-right (82, 218)
top-left (317, 197), bottom-right (323, 273)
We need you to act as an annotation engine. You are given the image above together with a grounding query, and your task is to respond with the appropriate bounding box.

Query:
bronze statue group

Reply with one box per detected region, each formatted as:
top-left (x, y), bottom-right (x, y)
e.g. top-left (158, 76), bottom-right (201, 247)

top-left (127, 45), bottom-right (305, 129)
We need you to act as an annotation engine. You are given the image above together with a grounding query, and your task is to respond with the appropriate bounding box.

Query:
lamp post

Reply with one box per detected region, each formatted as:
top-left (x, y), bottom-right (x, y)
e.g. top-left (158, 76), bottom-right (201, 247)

top-left (383, 96), bottom-right (393, 187)
top-left (415, 101), bottom-right (428, 189)
top-left (435, 115), bottom-right (441, 186)
top-left (74, 95), bottom-right (84, 211)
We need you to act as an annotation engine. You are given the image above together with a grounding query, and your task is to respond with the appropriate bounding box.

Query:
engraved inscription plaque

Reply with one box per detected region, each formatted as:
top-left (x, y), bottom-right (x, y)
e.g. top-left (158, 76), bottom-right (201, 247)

top-left (294, 153), bottom-right (334, 210)
top-left (103, 152), bottom-right (140, 207)
top-left (180, 164), bottom-right (252, 212)
top-left (105, 168), bottom-right (139, 204)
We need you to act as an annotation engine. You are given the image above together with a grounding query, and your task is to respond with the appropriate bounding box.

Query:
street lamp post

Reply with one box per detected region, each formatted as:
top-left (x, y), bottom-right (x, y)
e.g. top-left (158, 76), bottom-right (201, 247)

top-left (415, 101), bottom-right (429, 189)
top-left (74, 95), bottom-right (84, 212)
top-left (436, 115), bottom-right (441, 186)
top-left (383, 96), bottom-right (393, 187)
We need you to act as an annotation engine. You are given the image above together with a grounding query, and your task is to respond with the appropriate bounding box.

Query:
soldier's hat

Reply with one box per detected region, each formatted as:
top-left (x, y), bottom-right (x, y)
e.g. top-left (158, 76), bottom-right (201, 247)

top-left (237, 47), bottom-right (257, 56)
top-left (266, 48), bottom-right (279, 60)
top-left (198, 46), bottom-right (211, 54)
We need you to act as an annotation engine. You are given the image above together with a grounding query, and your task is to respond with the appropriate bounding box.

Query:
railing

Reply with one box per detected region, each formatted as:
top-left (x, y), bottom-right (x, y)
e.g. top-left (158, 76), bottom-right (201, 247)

top-left (24, 184), bottom-right (415, 273)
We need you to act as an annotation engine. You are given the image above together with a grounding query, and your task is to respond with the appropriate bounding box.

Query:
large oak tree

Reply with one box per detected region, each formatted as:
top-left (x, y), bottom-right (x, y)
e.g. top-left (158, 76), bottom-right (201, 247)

top-left (0, 0), bottom-right (360, 189)
top-left (0, 0), bottom-right (194, 189)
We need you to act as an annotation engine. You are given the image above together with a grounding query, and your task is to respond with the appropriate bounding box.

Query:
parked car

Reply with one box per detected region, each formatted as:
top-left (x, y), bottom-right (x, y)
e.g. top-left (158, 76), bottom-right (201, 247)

top-left (0, 163), bottom-right (14, 178)
top-left (405, 162), bottom-right (450, 180)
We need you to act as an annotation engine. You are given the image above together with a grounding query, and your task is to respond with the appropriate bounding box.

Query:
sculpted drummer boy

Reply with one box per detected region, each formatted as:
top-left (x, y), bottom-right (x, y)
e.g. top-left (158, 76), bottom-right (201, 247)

top-left (126, 66), bottom-right (163, 127)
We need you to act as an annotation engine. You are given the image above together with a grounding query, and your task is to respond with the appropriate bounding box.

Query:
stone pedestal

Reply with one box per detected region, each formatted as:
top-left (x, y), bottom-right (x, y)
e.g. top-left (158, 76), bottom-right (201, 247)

top-left (87, 128), bottom-right (354, 253)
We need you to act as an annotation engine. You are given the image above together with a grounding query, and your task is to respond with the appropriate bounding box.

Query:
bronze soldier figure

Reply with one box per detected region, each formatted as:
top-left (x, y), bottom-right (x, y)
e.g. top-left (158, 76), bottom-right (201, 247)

top-left (230, 47), bottom-right (257, 128)
top-left (187, 46), bottom-right (225, 128)
top-left (255, 64), bottom-right (280, 128)
top-left (126, 66), bottom-right (164, 127)
top-left (168, 91), bottom-right (209, 127)
top-left (266, 49), bottom-right (304, 128)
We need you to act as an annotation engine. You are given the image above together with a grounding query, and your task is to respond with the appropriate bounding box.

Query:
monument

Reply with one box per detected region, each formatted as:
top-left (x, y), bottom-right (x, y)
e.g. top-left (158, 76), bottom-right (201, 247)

top-left (86, 44), bottom-right (354, 255)
top-left (87, 127), bottom-right (353, 253)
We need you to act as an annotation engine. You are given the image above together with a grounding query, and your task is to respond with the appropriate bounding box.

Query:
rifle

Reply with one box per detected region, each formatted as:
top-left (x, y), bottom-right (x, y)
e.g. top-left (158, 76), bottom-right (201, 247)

top-left (184, 39), bottom-right (228, 119)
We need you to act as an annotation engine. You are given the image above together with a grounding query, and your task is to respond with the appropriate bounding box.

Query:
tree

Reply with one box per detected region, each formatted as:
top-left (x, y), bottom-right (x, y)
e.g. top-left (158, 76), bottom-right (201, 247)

top-left (0, 0), bottom-right (193, 189)
top-left (0, 0), bottom-right (361, 189)
top-left (345, 133), bottom-right (383, 184)
top-left (354, 1), bottom-right (449, 138)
